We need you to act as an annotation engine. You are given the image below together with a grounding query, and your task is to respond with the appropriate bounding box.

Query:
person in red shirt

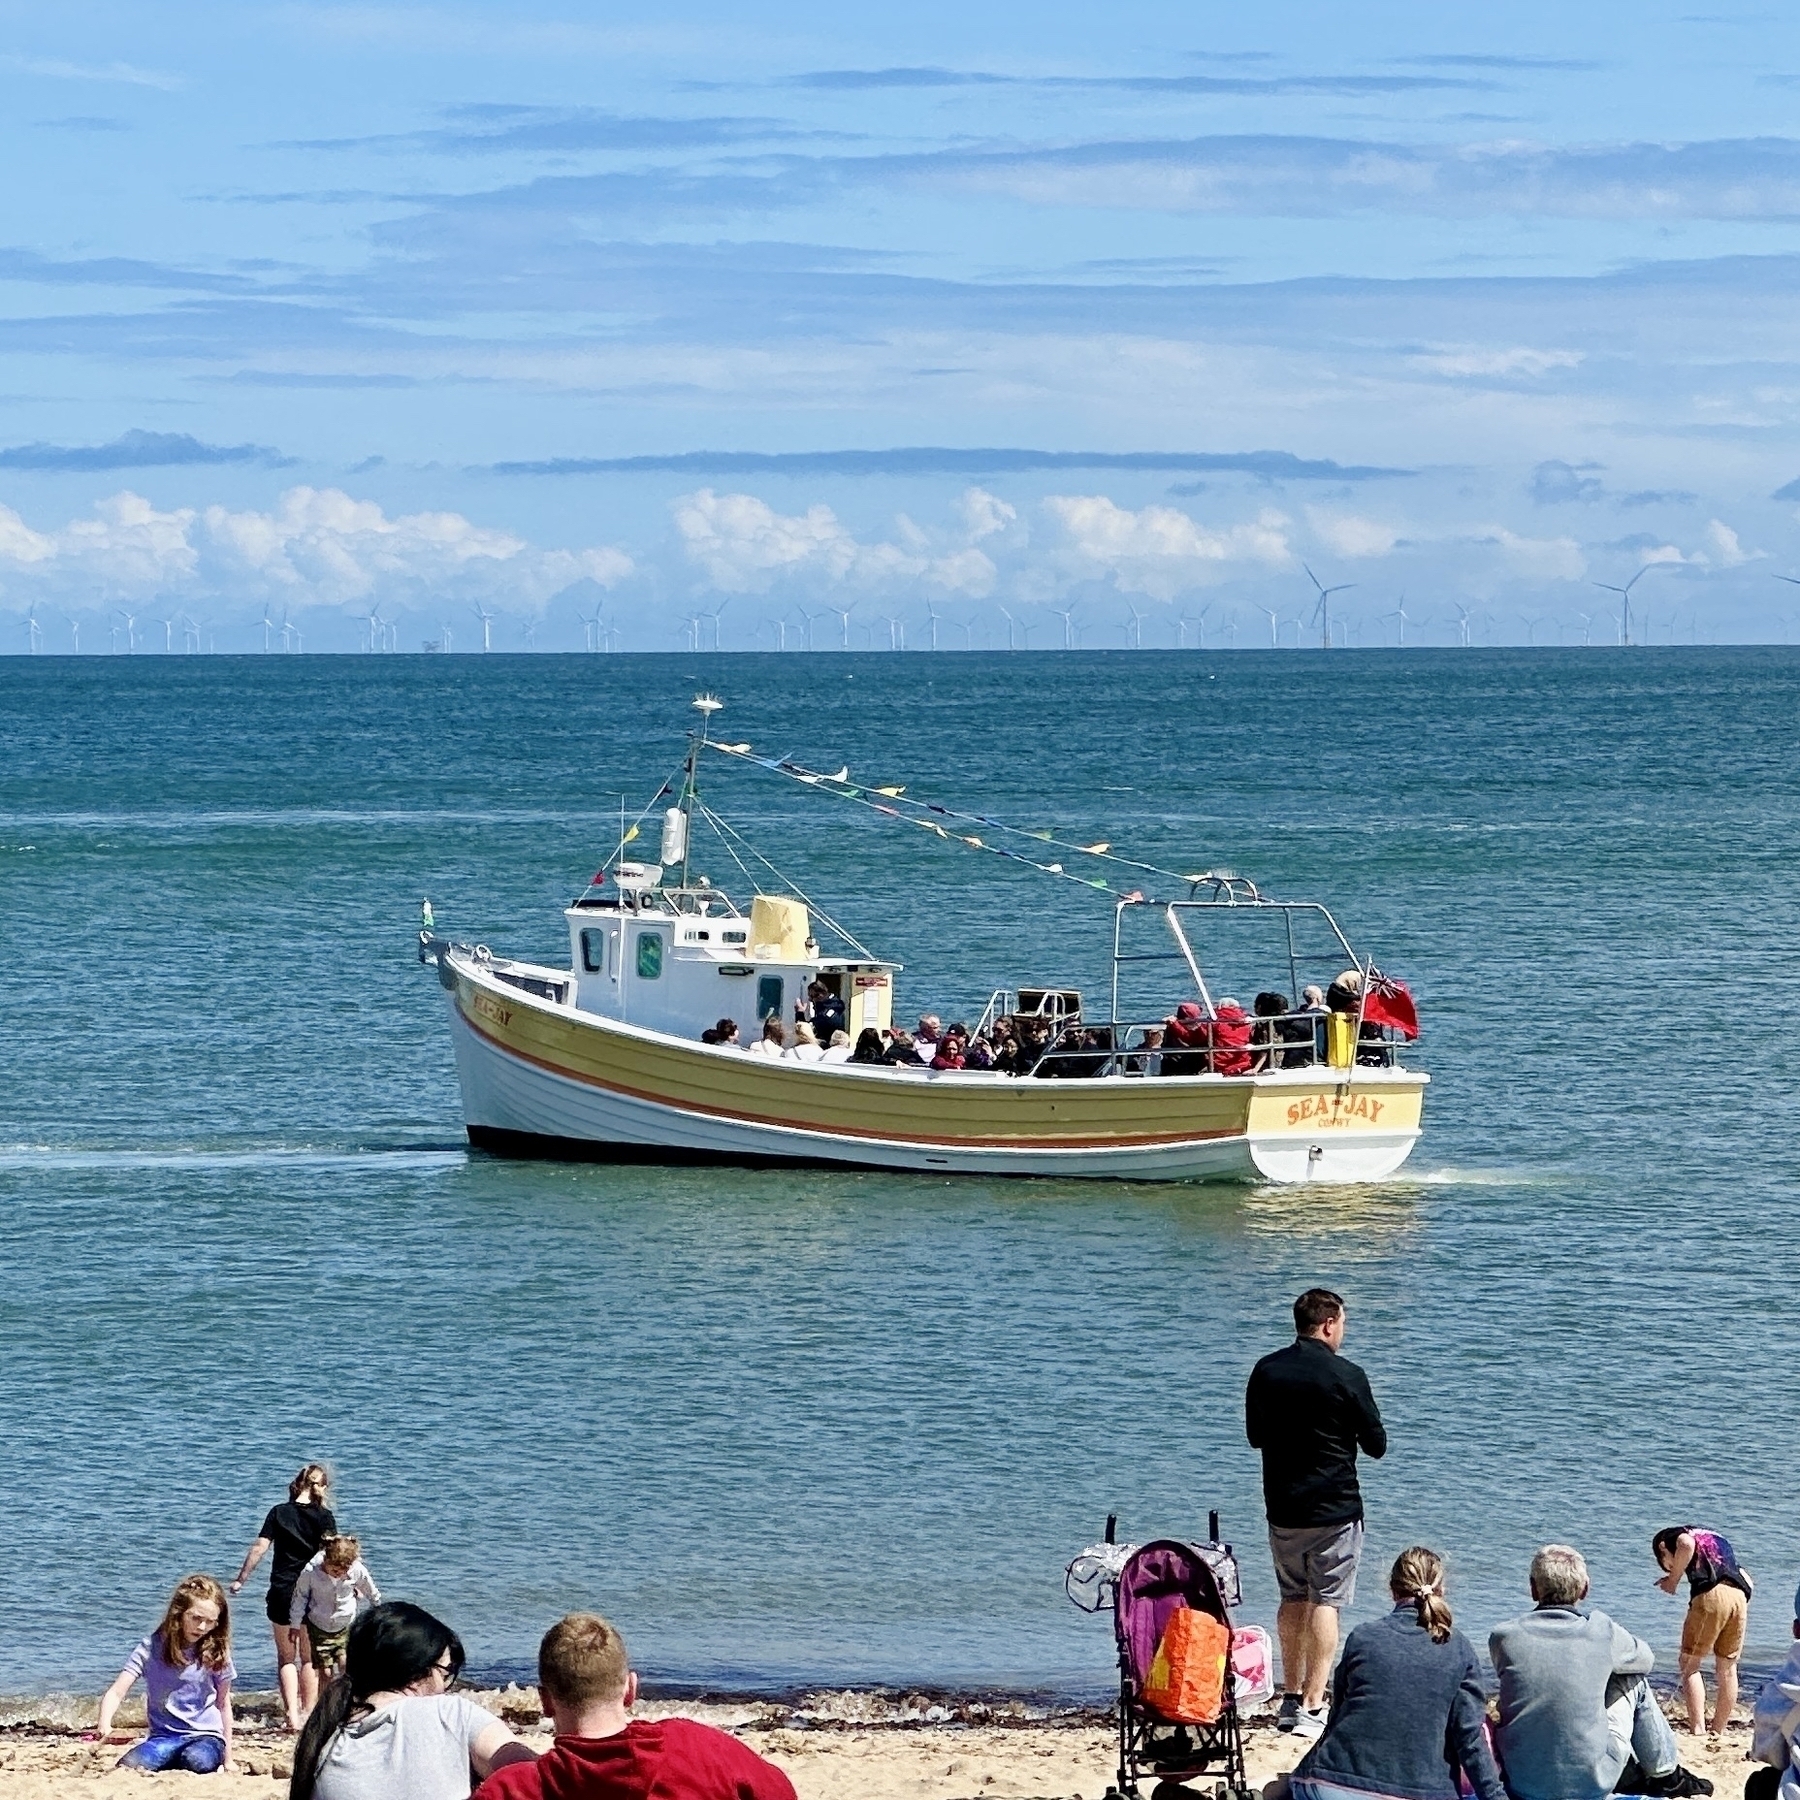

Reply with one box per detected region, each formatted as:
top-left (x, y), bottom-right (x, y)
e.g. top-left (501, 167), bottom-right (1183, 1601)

top-left (1207, 998), bottom-right (1253, 1076)
top-left (475, 1614), bottom-right (796, 1800)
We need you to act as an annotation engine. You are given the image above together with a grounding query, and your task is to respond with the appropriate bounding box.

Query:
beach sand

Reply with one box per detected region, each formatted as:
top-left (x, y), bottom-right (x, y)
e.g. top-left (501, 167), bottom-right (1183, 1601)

top-left (0, 1691), bottom-right (1760, 1800)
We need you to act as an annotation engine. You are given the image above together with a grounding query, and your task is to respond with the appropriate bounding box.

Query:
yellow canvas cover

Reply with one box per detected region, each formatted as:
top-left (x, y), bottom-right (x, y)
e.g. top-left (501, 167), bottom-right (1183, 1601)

top-left (750, 895), bottom-right (810, 961)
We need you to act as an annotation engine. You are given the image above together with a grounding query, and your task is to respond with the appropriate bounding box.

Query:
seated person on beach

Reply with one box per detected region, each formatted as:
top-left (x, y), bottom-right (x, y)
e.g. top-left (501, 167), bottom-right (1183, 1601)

top-left (1747, 1581), bottom-right (1800, 1800)
top-left (291, 1600), bottom-right (533, 1800)
top-left (1266, 1547), bottom-right (1505, 1800)
top-left (98, 1574), bottom-right (237, 1774)
top-left (474, 1613), bottom-right (795, 1800)
top-left (1652, 1526), bottom-right (1754, 1735)
top-left (291, 1535), bottom-right (381, 1694)
top-left (1489, 1545), bottom-right (1710, 1800)
top-left (850, 1027), bottom-right (887, 1065)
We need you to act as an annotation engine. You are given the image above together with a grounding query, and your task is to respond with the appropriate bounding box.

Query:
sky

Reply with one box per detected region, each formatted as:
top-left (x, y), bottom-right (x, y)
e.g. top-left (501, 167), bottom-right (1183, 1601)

top-left (8, 0), bottom-right (1800, 651)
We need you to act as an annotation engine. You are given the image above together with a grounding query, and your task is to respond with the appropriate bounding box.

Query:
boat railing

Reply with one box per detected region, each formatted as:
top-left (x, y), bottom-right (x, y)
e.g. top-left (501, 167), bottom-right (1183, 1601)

top-left (1023, 1013), bottom-right (1405, 1080)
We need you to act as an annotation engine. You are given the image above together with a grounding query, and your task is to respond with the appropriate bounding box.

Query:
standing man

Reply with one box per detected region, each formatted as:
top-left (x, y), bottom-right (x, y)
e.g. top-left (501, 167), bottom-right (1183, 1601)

top-left (1245, 1286), bottom-right (1387, 1740)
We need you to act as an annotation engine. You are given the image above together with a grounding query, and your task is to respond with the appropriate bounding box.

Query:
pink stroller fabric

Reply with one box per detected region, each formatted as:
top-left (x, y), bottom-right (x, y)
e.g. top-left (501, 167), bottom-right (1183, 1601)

top-left (1115, 1540), bottom-right (1231, 1698)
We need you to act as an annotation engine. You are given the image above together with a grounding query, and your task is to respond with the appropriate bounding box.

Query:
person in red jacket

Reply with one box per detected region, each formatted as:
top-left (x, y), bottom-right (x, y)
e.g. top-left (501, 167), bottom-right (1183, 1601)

top-left (474, 1613), bottom-right (796, 1800)
top-left (1207, 998), bottom-right (1253, 1076)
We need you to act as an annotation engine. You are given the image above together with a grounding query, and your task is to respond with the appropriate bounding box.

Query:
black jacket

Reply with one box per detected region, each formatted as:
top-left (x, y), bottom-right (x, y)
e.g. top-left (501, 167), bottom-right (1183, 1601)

top-left (1244, 1334), bottom-right (1386, 1527)
top-left (1296, 1606), bottom-right (1506, 1800)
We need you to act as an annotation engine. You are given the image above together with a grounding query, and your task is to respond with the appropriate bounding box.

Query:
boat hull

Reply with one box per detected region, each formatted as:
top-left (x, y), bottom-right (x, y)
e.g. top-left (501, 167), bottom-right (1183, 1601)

top-left (441, 955), bottom-right (1426, 1185)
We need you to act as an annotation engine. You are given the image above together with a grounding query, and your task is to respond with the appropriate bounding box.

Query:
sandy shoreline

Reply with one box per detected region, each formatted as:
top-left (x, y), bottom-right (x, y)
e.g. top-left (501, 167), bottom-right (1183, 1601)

top-left (0, 1690), bottom-right (1760, 1800)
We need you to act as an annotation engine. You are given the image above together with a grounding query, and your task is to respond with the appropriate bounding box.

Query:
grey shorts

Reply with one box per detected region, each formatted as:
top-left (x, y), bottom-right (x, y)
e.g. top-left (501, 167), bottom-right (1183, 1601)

top-left (1269, 1519), bottom-right (1364, 1607)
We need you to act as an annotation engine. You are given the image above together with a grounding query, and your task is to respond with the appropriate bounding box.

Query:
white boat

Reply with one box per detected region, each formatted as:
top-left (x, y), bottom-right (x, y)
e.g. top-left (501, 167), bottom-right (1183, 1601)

top-left (420, 699), bottom-right (1427, 1184)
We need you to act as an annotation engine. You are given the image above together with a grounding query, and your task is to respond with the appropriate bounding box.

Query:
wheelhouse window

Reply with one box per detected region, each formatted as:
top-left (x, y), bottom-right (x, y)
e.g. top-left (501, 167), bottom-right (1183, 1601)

top-left (580, 929), bottom-right (608, 973)
top-left (635, 932), bottom-right (665, 979)
top-left (756, 974), bottom-right (783, 1021)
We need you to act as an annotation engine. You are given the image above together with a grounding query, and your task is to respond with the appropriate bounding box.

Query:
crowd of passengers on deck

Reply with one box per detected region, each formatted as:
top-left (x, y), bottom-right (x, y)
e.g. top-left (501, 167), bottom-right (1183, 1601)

top-left (693, 971), bottom-right (1394, 1075)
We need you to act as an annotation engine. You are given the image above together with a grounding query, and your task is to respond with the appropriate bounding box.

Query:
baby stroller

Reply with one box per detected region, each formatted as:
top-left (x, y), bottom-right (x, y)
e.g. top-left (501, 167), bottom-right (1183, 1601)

top-left (1067, 1514), bottom-right (1255, 1800)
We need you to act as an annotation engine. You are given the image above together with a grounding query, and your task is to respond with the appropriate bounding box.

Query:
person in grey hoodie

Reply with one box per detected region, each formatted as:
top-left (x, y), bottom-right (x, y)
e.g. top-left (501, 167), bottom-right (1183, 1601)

top-left (1489, 1545), bottom-right (1710, 1800)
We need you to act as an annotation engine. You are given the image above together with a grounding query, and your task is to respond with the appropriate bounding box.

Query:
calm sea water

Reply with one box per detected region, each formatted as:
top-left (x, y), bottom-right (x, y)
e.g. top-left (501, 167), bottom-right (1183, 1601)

top-left (2, 647), bottom-right (1795, 1698)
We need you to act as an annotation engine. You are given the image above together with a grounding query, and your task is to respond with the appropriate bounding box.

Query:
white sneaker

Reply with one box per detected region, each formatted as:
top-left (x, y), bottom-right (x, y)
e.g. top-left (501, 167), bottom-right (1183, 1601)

top-left (1290, 1704), bottom-right (1328, 1741)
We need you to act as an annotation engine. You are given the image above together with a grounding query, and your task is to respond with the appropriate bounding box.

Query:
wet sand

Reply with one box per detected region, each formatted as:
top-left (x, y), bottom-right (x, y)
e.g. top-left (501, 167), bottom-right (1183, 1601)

top-left (0, 1691), bottom-right (1760, 1800)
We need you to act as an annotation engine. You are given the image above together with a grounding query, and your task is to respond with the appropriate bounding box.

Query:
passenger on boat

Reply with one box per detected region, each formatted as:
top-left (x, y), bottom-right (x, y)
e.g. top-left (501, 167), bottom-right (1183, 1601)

top-left (1327, 969), bottom-right (1395, 1067)
top-left (963, 1033), bottom-right (996, 1070)
top-left (913, 1015), bottom-right (944, 1063)
top-left (701, 1017), bottom-right (740, 1048)
top-left (1161, 1001), bottom-right (1211, 1075)
top-left (805, 980), bottom-right (847, 1044)
top-left (850, 1028), bottom-right (887, 1065)
top-left (989, 1021), bottom-right (1020, 1075)
top-left (785, 1022), bottom-right (825, 1063)
top-left (881, 1029), bottom-right (919, 1067)
top-left (1252, 992), bottom-right (1291, 1073)
top-left (931, 1028), bottom-right (966, 1070)
top-left (1015, 1020), bottom-right (1052, 1076)
top-left (1126, 1025), bottom-right (1164, 1076)
top-left (821, 1029), bottom-right (853, 1064)
top-left (747, 1017), bottom-right (786, 1058)
top-left (1209, 998), bottom-right (1254, 1076)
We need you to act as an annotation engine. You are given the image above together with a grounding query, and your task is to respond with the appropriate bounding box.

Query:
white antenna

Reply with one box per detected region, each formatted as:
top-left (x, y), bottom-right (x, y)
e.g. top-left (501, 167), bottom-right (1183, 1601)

top-left (1303, 564), bottom-right (1355, 649)
top-left (1592, 566), bottom-right (1654, 647)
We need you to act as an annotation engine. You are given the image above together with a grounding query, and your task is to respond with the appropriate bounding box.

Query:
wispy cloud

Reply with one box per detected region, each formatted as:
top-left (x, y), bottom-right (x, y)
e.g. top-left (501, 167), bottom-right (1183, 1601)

top-left (1396, 53), bottom-right (1601, 71)
top-left (492, 448), bottom-right (1413, 479)
top-left (35, 114), bottom-right (131, 132)
top-left (0, 54), bottom-right (180, 90)
top-left (786, 66), bottom-right (1489, 96)
top-left (0, 429), bottom-right (292, 472)
top-left (279, 104), bottom-right (824, 156)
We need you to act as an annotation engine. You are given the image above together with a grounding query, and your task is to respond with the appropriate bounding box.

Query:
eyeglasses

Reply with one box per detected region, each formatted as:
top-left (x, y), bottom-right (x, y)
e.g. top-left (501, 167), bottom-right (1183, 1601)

top-left (433, 1657), bottom-right (460, 1691)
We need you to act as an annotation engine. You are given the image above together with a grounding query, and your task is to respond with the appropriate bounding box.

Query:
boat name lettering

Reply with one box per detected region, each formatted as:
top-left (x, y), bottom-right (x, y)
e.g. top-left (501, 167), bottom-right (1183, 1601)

top-left (1286, 1092), bottom-right (1384, 1127)
top-left (472, 992), bottom-right (513, 1029)
top-left (853, 975), bottom-right (888, 989)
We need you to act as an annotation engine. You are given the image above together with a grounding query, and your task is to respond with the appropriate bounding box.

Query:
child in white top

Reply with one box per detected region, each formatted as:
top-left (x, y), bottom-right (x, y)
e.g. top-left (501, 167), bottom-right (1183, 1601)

top-left (290, 1536), bottom-right (381, 1682)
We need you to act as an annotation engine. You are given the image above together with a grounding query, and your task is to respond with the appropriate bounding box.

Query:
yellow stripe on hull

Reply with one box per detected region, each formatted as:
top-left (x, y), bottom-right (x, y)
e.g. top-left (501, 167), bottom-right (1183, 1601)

top-left (445, 956), bottom-right (1428, 1184)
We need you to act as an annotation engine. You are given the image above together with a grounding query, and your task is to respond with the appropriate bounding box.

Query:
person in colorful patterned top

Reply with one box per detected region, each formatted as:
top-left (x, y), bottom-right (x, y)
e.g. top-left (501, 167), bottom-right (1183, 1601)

top-left (1652, 1527), bottom-right (1755, 1735)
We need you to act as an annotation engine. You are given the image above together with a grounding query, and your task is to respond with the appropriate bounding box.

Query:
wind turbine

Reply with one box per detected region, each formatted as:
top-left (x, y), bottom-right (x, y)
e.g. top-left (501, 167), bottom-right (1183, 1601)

top-left (703, 600), bottom-right (729, 651)
top-left (62, 611), bottom-right (80, 653)
top-left (261, 606), bottom-right (276, 653)
top-left (1304, 564), bottom-right (1355, 649)
top-left (1125, 602), bottom-right (1144, 649)
top-left (25, 607), bottom-right (41, 654)
top-left (116, 608), bottom-right (137, 654)
top-left (279, 609), bottom-right (295, 653)
top-left (1192, 602), bottom-right (1214, 649)
top-left (999, 605), bottom-right (1018, 650)
top-left (1258, 605), bottom-right (1280, 648)
top-left (365, 606), bottom-right (384, 652)
top-left (182, 614), bottom-right (201, 653)
top-left (952, 616), bottom-right (973, 649)
top-left (473, 602), bottom-right (495, 652)
top-left (767, 617), bottom-right (788, 651)
top-left (829, 605), bottom-right (852, 649)
top-left (522, 619), bottom-right (537, 651)
top-left (436, 620), bottom-right (451, 654)
top-left (1576, 611), bottom-right (1593, 647)
top-left (925, 599), bottom-right (941, 651)
top-left (1591, 566), bottom-right (1654, 647)
top-left (1453, 603), bottom-right (1474, 647)
top-left (1386, 596), bottom-right (1410, 646)
top-left (884, 615), bottom-right (904, 651)
top-left (1225, 613), bottom-right (1238, 649)
top-left (1052, 606), bottom-right (1075, 650)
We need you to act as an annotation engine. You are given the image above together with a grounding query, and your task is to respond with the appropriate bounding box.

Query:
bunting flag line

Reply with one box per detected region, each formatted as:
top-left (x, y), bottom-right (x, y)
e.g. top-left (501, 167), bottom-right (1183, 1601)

top-left (705, 739), bottom-right (1216, 905)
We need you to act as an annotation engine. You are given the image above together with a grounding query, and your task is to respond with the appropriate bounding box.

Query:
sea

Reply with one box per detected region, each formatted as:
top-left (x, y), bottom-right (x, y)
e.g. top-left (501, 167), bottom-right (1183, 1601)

top-left (2, 646), bottom-right (1796, 1703)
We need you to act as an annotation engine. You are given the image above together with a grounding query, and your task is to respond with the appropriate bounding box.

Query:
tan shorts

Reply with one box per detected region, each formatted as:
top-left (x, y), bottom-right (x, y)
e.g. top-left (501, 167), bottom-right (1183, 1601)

top-left (1681, 1584), bottom-right (1747, 1659)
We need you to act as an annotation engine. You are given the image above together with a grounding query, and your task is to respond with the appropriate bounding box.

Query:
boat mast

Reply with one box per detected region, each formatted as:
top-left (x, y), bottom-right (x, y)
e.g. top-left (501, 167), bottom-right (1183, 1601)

top-left (679, 694), bottom-right (722, 890)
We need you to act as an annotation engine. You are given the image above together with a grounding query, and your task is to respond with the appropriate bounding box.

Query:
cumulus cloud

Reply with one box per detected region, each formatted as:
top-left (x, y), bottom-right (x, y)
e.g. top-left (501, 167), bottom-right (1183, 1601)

top-left (1307, 509), bottom-right (1401, 557)
top-left (1046, 494), bottom-right (1291, 599)
top-left (672, 486), bottom-right (1004, 597)
top-left (0, 487), bottom-right (631, 610)
top-left (1414, 346), bottom-right (1583, 378)
top-left (1530, 460), bottom-right (1607, 504)
top-left (1705, 518), bottom-right (1756, 566)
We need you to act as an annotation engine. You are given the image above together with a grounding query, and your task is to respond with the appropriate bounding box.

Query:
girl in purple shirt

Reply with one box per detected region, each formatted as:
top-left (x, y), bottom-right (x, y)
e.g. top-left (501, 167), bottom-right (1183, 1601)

top-left (97, 1574), bottom-right (237, 1773)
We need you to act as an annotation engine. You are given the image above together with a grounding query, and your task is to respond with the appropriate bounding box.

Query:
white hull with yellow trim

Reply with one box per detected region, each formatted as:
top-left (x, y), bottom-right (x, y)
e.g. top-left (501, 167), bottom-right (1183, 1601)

top-left (444, 950), bottom-right (1427, 1184)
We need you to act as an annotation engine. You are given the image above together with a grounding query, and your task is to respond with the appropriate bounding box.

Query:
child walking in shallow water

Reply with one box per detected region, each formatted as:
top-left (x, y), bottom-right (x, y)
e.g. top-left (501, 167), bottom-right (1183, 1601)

top-left (1653, 1526), bottom-right (1754, 1735)
top-left (97, 1573), bottom-right (236, 1773)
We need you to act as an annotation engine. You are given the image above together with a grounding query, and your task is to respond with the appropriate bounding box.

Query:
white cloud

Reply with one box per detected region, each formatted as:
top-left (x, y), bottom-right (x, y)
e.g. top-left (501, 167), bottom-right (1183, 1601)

top-left (672, 487), bottom-right (1001, 597)
top-left (956, 486), bottom-right (1017, 541)
top-left (0, 486), bottom-right (630, 610)
top-left (1307, 509), bottom-right (1401, 558)
top-left (1046, 494), bottom-right (1291, 599)
top-left (1704, 519), bottom-right (1756, 567)
top-left (1413, 345), bottom-right (1584, 378)
top-left (1470, 525), bottom-right (1586, 582)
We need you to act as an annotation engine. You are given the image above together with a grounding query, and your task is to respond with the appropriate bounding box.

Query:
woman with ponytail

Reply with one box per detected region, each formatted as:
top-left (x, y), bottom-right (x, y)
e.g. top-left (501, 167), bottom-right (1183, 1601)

top-left (1270, 1548), bottom-right (1506, 1800)
top-left (290, 1601), bottom-right (533, 1800)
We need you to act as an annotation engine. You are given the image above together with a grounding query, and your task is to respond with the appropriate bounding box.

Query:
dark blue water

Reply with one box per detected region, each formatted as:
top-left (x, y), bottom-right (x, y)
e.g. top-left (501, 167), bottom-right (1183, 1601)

top-left (2, 648), bottom-right (1795, 1697)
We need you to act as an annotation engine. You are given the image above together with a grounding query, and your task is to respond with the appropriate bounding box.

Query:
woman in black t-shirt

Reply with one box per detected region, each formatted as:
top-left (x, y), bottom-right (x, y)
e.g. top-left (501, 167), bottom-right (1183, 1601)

top-left (229, 1462), bottom-right (336, 1730)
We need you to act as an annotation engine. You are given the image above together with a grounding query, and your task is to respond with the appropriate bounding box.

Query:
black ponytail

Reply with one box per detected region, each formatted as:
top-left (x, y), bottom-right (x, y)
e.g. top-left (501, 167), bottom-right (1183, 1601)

top-left (288, 1603), bottom-right (465, 1800)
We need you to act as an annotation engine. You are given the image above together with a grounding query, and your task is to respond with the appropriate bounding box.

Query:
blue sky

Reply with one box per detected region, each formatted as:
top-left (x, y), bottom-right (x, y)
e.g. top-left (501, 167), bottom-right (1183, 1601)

top-left (8, 0), bottom-right (1800, 650)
